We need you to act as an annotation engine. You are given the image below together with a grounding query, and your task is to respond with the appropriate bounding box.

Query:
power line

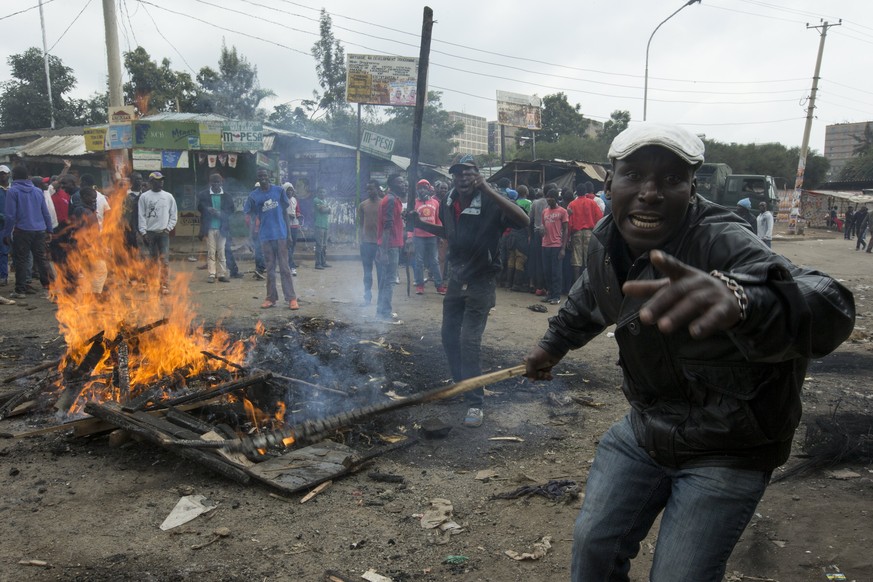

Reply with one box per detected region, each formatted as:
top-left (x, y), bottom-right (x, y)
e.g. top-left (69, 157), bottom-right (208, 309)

top-left (681, 117), bottom-right (807, 127)
top-left (135, 0), bottom-right (311, 57)
top-left (47, 0), bottom-right (93, 53)
top-left (139, 1), bottom-right (197, 74)
top-left (179, 0), bottom-right (805, 107)
top-left (821, 77), bottom-right (873, 97)
top-left (276, 0), bottom-right (811, 87)
top-left (0, 0), bottom-right (57, 22)
top-left (122, 0), bottom-right (139, 47)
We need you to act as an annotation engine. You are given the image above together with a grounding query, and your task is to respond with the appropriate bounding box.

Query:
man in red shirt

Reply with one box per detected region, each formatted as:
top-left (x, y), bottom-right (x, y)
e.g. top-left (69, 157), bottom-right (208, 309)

top-left (566, 181), bottom-right (603, 281)
top-left (376, 173), bottom-right (406, 321)
top-left (541, 189), bottom-right (569, 305)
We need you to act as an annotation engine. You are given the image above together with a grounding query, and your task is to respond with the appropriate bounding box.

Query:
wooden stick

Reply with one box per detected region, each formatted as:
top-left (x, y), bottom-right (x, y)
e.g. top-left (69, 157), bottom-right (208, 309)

top-left (201, 351), bottom-right (245, 370)
top-left (270, 375), bottom-right (347, 396)
top-left (144, 371), bottom-right (271, 410)
top-left (299, 480), bottom-right (332, 503)
top-left (1, 360), bottom-right (60, 384)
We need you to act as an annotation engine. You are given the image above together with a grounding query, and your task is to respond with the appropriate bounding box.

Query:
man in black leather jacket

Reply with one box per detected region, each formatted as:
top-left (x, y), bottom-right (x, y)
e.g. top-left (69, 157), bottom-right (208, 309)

top-left (525, 123), bottom-right (855, 582)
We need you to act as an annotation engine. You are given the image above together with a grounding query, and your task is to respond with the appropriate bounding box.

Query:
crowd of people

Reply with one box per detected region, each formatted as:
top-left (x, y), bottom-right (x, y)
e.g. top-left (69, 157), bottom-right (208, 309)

top-left (0, 162), bottom-right (119, 305)
top-left (0, 122), bottom-right (858, 580)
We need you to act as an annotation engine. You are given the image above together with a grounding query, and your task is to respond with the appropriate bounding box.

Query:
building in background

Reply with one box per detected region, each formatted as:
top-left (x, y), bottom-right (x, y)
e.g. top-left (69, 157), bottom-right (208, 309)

top-left (825, 121), bottom-right (873, 180)
top-left (448, 112), bottom-right (488, 156)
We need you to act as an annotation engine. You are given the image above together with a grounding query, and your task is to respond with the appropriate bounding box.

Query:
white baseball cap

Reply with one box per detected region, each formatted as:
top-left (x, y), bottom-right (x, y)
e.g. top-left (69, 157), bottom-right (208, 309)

top-left (0, 165), bottom-right (10, 174)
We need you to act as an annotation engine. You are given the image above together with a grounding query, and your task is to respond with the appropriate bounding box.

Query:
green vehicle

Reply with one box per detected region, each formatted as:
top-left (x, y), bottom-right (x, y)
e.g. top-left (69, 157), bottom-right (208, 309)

top-left (722, 175), bottom-right (780, 213)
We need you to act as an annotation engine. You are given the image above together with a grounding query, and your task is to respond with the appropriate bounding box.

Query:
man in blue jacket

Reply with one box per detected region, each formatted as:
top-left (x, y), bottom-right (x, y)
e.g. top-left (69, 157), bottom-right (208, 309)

top-left (2, 165), bottom-right (53, 299)
top-left (525, 123), bottom-right (855, 582)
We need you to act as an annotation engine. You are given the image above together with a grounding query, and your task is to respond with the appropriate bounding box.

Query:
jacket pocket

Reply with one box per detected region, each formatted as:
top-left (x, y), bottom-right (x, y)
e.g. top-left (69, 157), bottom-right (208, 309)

top-left (678, 360), bottom-right (781, 447)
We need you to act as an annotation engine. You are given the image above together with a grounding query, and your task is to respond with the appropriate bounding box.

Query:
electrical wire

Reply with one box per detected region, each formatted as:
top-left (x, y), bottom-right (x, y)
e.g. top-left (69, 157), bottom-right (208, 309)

top-left (47, 0), bottom-right (93, 53)
top-left (178, 0), bottom-right (805, 107)
top-left (277, 0), bottom-right (811, 86)
top-left (135, 0), bottom-right (311, 57)
top-left (139, 2), bottom-right (199, 74)
top-left (122, 0), bottom-right (139, 47)
top-left (0, 0), bottom-right (57, 22)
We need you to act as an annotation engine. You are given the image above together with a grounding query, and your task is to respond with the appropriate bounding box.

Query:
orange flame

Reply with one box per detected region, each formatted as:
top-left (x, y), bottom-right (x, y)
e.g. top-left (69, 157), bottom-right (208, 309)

top-left (54, 164), bottom-right (251, 413)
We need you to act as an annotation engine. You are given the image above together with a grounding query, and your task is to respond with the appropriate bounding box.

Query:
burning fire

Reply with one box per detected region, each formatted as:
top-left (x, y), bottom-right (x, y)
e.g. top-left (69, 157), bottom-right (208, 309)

top-left (52, 168), bottom-right (255, 415)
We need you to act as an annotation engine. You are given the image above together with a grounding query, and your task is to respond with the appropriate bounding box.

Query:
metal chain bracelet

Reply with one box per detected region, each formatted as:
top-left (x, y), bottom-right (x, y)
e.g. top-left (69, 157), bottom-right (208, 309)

top-left (709, 270), bottom-right (748, 322)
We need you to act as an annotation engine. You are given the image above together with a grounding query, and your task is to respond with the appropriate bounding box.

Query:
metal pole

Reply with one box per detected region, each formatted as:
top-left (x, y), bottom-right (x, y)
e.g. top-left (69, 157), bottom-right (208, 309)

top-left (532, 131), bottom-right (536, 160)
top-left (789, 20), bottom-right (839, 235)
top-left (355, 102), bottom-right (361, 245)
top-left (644, 0), bottom-right (701, 121)
top-left (37, 0), bottom-right (55, 129)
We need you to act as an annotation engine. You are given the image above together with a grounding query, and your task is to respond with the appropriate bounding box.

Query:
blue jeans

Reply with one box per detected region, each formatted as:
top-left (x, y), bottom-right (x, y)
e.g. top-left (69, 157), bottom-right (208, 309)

top-left (441, 277), bottom-right (496, 406)
top-left (571, 416), bottom-right (770, 582)
top-left (360, 242), bottom-right (381, 303)
top-left (251, 232), bottom-right (265, 272)
top-left (413, 236), bottom-right (442, 288)
top-left (376, 247), bottom-right (399, 318)
top-left (315, 227), bottom-right (329, 267)
top-left (0, 237), bottom-right (8, 280)
top-left (144, 231), bottom-right (170, 288)
top-left (287, 227), bottom-right (299, 269)
top-left (542, 246), bottom-right (563, 301)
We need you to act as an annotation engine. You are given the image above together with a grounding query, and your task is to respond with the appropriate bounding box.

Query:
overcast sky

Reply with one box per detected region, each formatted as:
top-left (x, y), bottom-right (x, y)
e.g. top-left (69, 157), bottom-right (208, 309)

top-left (2, 0), bottom-right (872, 155)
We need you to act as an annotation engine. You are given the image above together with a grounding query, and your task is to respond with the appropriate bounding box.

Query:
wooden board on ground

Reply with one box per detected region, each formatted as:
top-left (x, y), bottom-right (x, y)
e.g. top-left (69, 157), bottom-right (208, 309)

top-left (247, 441), bottom-right (355, 494)
top-left (84, 401), bottom-right (360, 495)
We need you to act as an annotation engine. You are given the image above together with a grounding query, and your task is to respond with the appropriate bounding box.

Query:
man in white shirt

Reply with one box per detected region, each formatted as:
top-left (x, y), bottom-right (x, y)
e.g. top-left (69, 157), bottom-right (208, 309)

top-left (138, 171), bottom-right (178, 294)
top-left (756, 202), bottom-right (773, 248)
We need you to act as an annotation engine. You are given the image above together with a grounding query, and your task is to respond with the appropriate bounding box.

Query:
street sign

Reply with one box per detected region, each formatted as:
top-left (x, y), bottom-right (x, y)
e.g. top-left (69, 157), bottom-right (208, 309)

top-left (108, 106), bottom-right (136, 124)
top-left (360, 130), bottom-right (396, 160)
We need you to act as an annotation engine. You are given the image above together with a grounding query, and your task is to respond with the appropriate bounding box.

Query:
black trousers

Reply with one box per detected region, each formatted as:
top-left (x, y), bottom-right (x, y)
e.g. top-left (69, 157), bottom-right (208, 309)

top-left (441, 277), bottom-right (496, 407)
top-left (12, 229), bottom-right (50, 293)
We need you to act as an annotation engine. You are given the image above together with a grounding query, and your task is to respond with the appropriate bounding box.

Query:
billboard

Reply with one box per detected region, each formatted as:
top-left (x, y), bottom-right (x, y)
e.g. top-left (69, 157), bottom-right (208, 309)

top-left (221, 121), bottom-right (263, 152)
top-left (346, 54), bottom-right (419, 106)
top-left (496, 90), bottom-right (542, 130)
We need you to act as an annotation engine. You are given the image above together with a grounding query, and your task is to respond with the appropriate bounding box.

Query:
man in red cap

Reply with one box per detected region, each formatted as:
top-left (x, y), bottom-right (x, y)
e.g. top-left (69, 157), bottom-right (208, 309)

top-left (412, 178), bottom-right (445, 295)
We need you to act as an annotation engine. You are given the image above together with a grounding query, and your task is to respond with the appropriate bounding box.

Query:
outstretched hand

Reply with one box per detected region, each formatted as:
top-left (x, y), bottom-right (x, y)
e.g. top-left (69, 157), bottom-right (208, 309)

top-left (622, 250), bottom-right (742, 339)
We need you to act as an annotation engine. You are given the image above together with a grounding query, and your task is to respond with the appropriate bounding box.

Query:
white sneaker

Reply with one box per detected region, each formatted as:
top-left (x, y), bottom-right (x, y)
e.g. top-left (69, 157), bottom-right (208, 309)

top-left (464, 407), bottom-right (483, 428)
top-left (291, 268), bottom-right (297, 276)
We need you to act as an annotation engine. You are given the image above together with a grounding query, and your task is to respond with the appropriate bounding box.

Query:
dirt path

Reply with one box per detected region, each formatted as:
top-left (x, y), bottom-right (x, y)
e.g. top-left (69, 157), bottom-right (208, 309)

top-left (0, 229), bottom-right (871, 582)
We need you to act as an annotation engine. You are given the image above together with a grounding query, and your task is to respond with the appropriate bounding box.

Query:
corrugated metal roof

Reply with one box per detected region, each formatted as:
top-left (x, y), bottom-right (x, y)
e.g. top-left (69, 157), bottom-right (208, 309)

top-left (0, 145), bottom-right (25, 161)
top-left (19, 135), bottom-right (89, 157)
top-left (808, 189), bottom-right (873, 204)
top-left (140, 112), bottom-right (229, 122)
top-left (264, 124), bottom-right (414, 169)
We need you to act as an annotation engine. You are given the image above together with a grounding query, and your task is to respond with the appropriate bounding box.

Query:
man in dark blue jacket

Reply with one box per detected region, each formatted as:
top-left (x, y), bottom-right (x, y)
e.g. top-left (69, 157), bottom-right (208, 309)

top-left (525, 123), bottom-right (855, 582)
top-left (2, 165), bottom-right (53, 298)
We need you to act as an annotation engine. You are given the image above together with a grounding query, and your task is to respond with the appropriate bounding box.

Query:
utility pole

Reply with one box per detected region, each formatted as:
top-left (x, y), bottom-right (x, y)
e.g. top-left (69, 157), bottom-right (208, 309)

top-left (409, 6), bottom-right (433, 209)
top-left (102, 0), bottom-right (128, 182)
top-left (37, 0), bottom-right (55, 129)
top-left (102, 0), bottom-right (124, 108)
top-left (789, 19), bottom-right (840, 235)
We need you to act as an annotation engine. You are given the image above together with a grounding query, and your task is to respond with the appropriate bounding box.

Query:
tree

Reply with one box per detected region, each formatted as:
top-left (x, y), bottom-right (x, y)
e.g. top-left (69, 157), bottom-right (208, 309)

top-left (0, 48), bottom-right (82, 130)
top-left (123, 47), bottom-right (202, 115)
top-left (599, 110), bottom-right (631, 145)
top-left (851, 123), bottom-right (873, 157)
top-left (536, 93), bottom-right (589, 143)
top-left (528, 135), bottom-right (608, 163)
top-left (197, 44), bottom-right (274, 120)
top-left (311, 9), bottom-right (350, 119)
top-left (373, 91), bottom-right (463, 165)
top-left (702, 139), bottom-right (829, 189)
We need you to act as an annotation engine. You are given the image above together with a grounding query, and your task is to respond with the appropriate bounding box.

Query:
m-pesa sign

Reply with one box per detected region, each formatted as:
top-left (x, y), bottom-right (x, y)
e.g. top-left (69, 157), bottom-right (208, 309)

top-left (360, 130), bottom-right (395, 160)
top-left (221, 121), bottom-right (263, 152)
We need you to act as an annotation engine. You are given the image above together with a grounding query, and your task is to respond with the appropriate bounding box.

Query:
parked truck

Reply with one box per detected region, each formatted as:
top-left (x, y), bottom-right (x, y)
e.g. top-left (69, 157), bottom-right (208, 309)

top-left (695, 164), bottom-right (780, 215)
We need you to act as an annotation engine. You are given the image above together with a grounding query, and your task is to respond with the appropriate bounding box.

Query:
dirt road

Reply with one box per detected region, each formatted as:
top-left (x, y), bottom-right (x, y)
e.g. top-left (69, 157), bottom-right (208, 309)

top-left (0, 228), bottom-right (870, 582)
